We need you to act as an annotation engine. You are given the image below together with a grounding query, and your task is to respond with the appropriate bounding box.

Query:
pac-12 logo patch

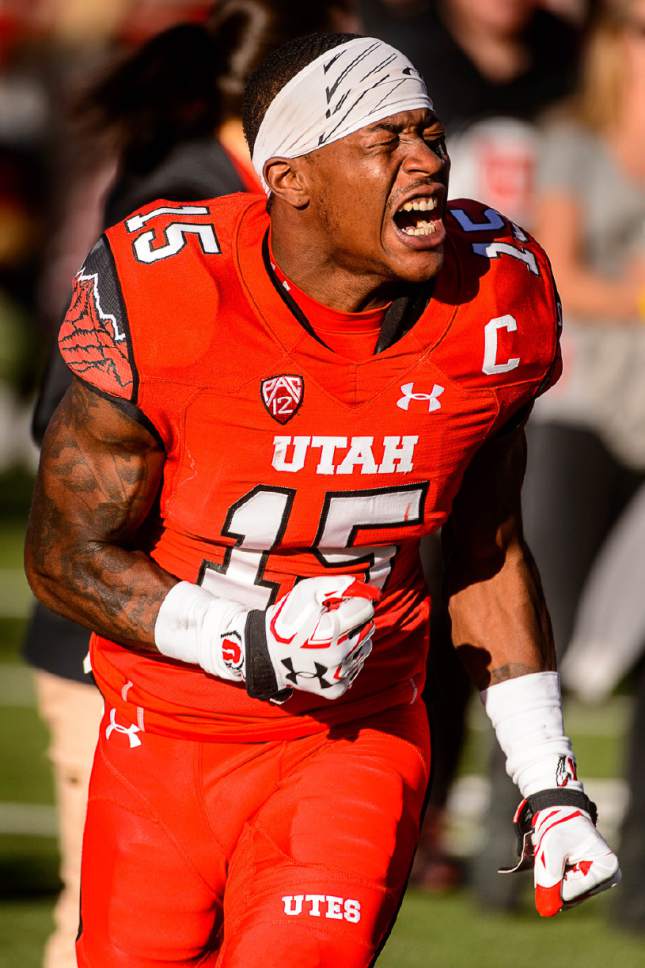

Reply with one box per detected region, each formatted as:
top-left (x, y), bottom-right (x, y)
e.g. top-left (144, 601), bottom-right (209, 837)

top-left (261, 375), bottom-right (304, 424)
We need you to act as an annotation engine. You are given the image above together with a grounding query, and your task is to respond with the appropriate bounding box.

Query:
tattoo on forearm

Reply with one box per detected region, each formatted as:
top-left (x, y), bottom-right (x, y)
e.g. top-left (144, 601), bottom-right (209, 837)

top-left (487, 663), bottom-right (540, 686)
top-left (25, 381), bottom-right (175, 649)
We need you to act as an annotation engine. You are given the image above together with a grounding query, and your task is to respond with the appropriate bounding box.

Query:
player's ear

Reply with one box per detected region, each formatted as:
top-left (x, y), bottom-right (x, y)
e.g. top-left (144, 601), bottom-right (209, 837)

top-left (264, 157), bottom-right (310, 209)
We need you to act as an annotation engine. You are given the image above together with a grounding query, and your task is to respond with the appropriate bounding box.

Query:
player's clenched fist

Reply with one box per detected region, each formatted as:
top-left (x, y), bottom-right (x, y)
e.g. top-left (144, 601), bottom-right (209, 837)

top-left (154, 574), bottom-right (379, 703)
top-left (531, 803), bottom-right (620, 917)
top-left (246, 576), bottom-right (379, 701)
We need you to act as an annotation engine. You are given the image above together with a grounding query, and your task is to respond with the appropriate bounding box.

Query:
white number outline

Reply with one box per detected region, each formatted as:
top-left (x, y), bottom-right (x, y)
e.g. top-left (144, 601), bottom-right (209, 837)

top-left (198, 486), bottom-right (295, 609)
top-left (450, 206), bottom-right (505, 233)
top-left (450, 205), bottom-right (539, 275)
top-left (198, 482), bottom-right (429, 606)
top-left (125, 205), bottom-right (220, 264)
top-left (472, 240), bottom-right (538, 275)
top-left (313, 483), bottom-right (428, 589)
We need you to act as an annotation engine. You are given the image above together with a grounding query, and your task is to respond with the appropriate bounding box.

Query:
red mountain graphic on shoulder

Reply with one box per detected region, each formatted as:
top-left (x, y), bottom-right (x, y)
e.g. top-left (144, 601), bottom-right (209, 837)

top-left (59, 271), bottom-right (133, 399)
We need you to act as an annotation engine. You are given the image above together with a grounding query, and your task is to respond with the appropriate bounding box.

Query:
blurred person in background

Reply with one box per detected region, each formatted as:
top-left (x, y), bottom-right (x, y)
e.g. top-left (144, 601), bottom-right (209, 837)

top-left (515, 0), bottom-right (645, 930)
top-left (25, 4), bottom-right (349, 966)
top-left (356, 0), bottom-right (585, 892)
top-left (0, 6), bottom-right (54, 473)
top-left (358, 1), bottom-right (582, 134)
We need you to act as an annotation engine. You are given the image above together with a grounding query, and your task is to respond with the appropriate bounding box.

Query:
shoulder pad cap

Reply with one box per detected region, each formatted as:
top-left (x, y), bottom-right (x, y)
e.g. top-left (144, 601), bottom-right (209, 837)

top-left (58, 236), bottom-right (136, 401)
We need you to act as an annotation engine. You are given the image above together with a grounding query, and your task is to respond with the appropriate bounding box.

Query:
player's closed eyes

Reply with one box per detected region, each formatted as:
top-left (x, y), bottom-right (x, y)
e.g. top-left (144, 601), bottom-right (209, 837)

top-left (424, 136), bottom-right (447, 159)
top-left (368, 138), bottom-right (399, 150)
top-left (368, 133), bottom-right (446, 155)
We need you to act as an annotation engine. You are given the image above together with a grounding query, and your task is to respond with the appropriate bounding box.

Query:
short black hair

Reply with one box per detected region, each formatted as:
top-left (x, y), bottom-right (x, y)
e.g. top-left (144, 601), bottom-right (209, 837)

top-left (242, 32), bottom-right (360, 153)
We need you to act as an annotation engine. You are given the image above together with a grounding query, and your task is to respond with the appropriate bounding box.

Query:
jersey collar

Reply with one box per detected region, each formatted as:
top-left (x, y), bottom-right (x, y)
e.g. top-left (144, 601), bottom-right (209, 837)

top-left (234, 198), bottom-right (461, 368)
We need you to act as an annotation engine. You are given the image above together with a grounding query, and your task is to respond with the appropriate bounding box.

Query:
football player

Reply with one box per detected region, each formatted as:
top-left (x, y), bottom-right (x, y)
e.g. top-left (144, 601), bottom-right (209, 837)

top-left (25, 32), bottom-right (620, 968)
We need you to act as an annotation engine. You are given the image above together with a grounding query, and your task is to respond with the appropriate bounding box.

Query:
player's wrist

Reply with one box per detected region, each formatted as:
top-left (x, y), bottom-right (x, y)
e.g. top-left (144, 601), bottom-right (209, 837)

top-left (480, 671), bottom-right (584, 798)
top-left (244, 608), bottom-right (290, 700)
top-left (154, 580), bottom-right (248, 682)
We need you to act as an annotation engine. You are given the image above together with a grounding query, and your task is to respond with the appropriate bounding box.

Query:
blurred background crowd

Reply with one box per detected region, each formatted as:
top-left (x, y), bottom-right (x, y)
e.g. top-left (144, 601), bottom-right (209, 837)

top-left (1, 1), bottom-right (644, 966)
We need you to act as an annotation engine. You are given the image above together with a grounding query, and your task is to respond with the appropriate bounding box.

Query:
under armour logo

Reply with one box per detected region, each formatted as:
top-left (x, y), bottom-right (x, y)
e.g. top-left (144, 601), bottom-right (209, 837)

top-left (281, 658), bottom-right (333, 690)
top-left (105, 708), bottom-right (142, 748)
top-left (397, 383), bottom-right (445, 412)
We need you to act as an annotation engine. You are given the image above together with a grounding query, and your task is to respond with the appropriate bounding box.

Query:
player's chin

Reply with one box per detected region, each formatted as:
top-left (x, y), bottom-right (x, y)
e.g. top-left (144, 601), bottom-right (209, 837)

top-left (384, 219), bottom-right (446, 283)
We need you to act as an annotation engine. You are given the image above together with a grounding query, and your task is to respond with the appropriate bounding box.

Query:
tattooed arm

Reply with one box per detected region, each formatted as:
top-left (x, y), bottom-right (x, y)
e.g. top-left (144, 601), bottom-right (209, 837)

top-left (442, 421), bottom-right (556, 689)
top-left (25, 378), bottom-right (176, 650)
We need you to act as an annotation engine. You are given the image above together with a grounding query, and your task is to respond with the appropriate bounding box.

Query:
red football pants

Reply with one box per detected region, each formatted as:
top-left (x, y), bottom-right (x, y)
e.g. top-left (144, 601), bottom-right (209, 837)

top-left (76, 700), bottom-right (430, 967)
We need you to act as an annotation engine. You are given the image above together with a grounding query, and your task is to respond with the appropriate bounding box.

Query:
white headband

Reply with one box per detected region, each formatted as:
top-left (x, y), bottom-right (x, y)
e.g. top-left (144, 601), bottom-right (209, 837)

top-left (251, 37), bottom-right (433, 194)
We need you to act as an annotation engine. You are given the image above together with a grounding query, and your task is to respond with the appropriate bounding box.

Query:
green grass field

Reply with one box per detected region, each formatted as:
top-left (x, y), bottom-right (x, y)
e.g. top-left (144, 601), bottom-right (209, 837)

top-left (1, 511), bottom-right (643, 966)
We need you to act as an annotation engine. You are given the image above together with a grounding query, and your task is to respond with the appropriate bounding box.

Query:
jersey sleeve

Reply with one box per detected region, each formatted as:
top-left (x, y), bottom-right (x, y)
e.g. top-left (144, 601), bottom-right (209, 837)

top-left (492, 252), bottom-right (563, 433)
top-left (58, 236), bottom-right (137, 403)
top-left (440, 199), bottom-right (564, 435)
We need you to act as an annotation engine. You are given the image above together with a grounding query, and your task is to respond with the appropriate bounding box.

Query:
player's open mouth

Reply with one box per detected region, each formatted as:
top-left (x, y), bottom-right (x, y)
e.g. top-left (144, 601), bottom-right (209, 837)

top-left (391, 192), bottom-right (446, 249)
top-left (393, 196), bottom-right (440, 236)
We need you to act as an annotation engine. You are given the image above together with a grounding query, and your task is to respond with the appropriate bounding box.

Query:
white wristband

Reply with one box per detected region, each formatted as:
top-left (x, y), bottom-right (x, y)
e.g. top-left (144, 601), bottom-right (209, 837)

top-left (480, 671), bottom-right (583, 797)
top-left (154, 581), bottom-right (248, 681)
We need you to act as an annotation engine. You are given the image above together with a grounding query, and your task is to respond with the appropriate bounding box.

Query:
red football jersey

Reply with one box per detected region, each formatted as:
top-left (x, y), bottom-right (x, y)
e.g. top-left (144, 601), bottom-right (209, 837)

top-left (59, 195), bottom-right (561, 741)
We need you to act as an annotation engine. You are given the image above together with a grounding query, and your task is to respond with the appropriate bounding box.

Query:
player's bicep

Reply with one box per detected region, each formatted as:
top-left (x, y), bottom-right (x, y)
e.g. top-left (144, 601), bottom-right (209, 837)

top-left (26, 379), bottom-right (174, 643)
top-left (29, 378), bottom-right (164, 556)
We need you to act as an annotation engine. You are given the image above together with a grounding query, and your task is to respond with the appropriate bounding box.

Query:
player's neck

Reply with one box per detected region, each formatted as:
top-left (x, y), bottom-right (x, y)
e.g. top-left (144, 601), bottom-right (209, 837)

top-left (270, 215), bottom-right (400, 314)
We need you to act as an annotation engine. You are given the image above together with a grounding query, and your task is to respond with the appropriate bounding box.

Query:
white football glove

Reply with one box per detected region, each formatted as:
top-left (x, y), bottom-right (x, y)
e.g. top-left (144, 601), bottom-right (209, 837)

top-left (500, 793), bottom-right (621, 917)
top-left (532, 802), bottom-right (621, 916)
top-left (243, 575), bottom-right (379, 702)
